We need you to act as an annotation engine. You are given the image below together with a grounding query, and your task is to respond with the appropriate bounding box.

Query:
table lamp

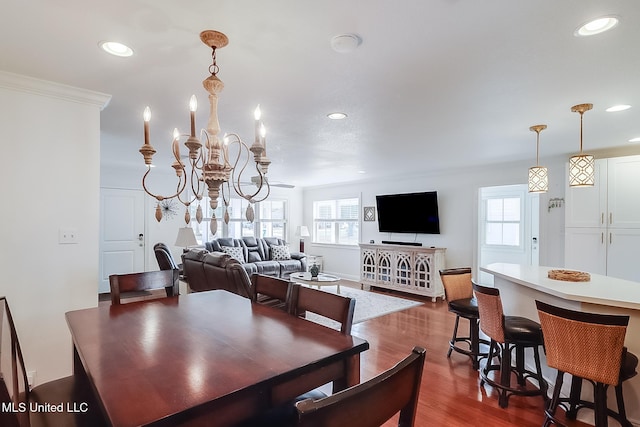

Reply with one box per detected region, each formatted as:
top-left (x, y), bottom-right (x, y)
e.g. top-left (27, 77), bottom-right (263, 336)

top-left (297, 225), bottom-right (310, 253)
top-left (175, 227), bottom-right (198, 251)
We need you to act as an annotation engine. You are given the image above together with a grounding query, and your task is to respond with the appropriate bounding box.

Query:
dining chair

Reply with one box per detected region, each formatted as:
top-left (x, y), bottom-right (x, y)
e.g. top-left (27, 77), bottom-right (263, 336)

top-left (290, 285), bottom-right (355, 335)
top-left (472, 282), bottom-right (547, 408)
top-left (294, 346), bottom-right (426, 427)
top-left (251, 273), bottom-right (293, 311)
top-left (439, 267), bottom-right (488, 369)
top-left (109, 269), bottom-right (179, 305)
top-left (536, 300), bottom-right (637, 427)
top-left (0, 296), bottom-right (106, 427)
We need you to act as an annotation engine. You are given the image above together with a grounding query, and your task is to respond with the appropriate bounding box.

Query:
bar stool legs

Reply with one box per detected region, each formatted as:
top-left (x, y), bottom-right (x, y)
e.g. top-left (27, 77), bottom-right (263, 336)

top-left (480, 339), bottom-right (547, 408)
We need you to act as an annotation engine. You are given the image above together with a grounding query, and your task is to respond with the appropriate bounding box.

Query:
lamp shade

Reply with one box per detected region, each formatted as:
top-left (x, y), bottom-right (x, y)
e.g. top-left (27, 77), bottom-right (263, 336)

top-left (298, 225), bottom-right (310, 237)
top-left (528, 166), bottom-right (548, 193)
top-left (569, 103), bottom-right (595, 187)
top-left (175, 227), bottom-right (198, 248)
top-left (569, 154), bottom-right (595, 187)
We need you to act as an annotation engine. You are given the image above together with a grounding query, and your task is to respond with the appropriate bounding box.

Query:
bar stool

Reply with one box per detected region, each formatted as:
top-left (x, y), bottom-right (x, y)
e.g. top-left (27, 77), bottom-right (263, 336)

top-left (439, 268), bottom-right (488, 369)
top-left (536, 300), bottom-right (638, 427)
top-left (472, 282), bottom-right (547, 408)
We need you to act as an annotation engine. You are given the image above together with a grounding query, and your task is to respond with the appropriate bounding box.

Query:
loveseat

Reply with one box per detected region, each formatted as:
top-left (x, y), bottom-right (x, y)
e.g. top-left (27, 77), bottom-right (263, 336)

top-left (205, 237), bottom-right (307, 278)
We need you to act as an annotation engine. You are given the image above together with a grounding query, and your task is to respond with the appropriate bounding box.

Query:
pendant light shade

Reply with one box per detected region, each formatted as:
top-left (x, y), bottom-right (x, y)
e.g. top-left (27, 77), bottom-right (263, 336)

top-left (568, 103), bottom-right (595, 187)
top-left (528, 124), bottom-right (548, 193)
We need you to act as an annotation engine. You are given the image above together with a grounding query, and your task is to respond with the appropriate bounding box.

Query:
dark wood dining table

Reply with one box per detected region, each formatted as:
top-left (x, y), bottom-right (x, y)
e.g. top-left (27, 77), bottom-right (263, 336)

top-left (65, 290), bottom-right (369, 427)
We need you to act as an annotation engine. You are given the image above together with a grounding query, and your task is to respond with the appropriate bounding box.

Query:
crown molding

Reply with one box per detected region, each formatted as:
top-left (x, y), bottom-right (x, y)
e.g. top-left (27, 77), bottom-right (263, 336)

top-left (0, 70), bottom-right (111, 110)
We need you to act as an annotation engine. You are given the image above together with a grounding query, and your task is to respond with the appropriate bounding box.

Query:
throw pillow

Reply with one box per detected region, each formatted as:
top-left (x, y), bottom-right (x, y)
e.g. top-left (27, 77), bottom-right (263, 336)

top-left (271, 245), bottom-right (291, 261)
top-left (221, 246), bottom-right (245, 263)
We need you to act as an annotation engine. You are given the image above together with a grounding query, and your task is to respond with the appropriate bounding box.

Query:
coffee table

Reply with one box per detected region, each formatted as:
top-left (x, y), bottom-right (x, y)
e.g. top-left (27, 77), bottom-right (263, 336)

top-left (290, 272), bottom-right (342, 293)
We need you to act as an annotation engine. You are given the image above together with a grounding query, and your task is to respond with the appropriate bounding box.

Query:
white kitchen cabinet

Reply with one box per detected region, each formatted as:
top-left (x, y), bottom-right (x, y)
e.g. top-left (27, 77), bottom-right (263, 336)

top-left (564, 155), bottom-right (640, 282)
top-left (564, 227), bottom-right (607, 275)
top-left (606, 156), bottom-right (640, 228)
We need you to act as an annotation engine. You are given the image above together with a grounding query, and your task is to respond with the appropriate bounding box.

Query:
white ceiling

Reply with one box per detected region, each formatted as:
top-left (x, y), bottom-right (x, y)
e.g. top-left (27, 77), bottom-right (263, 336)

top-left (2, 0), bottom-right (639, 188)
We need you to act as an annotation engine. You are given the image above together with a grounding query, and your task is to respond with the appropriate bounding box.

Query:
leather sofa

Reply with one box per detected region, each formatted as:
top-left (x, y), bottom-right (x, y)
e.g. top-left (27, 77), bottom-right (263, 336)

top-left (205, 237), bottom-right (307, 278)
top-left (181, 249), bottom-right (252, 296)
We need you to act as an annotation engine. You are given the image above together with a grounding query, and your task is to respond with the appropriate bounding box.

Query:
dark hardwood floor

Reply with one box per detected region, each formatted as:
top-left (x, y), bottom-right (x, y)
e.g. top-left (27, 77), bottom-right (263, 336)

top-left (349, 285), bottom-right (592, 427)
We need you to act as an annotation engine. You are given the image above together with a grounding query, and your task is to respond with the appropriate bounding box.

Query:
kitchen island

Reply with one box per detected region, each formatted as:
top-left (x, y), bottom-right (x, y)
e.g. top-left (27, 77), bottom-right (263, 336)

top-left (480, 263), bottom-right (640, 426)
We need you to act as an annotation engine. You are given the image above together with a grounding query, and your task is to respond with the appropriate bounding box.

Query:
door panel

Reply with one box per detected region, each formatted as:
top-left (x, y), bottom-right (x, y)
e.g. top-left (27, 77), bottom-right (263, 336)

top-left (99, 189), bottom-right (145, 293)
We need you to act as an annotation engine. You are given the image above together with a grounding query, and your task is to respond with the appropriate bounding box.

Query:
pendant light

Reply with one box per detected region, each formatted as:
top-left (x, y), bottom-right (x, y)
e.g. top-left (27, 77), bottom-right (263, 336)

top-left (568, 103), bottom-right (595, 187)
top-left (528, 125), bottom-right (548, 193)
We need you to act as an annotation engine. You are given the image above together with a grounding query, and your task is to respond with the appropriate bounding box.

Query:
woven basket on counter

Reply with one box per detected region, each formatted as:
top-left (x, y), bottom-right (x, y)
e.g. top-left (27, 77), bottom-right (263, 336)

top-left (547, 269), bottom-right (591, 282)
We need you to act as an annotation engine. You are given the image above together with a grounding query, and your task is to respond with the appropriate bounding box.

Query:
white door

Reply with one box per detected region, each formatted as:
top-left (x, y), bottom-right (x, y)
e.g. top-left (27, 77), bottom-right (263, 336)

top-left (99, 188), bottom-right (146, 293)
top-left (477, 184), bottom-right (538, 284)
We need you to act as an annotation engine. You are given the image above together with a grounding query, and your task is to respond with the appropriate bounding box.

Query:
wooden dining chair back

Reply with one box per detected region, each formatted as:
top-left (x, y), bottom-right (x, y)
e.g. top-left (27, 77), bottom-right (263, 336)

top-left (0, 296), bottom-right (106, 427)
top-left (294, 346), bottom-right (426, 427)
top-left (109, 269), bottom-right (179, 305)
top-left (536, 300), bottom-right (635, 427)
top-left (0, 296), bottom-right (30, 427)
top-left (250, 273), bottom-right (293, 311)
top-left (290, 286), bottom-right (355, 335)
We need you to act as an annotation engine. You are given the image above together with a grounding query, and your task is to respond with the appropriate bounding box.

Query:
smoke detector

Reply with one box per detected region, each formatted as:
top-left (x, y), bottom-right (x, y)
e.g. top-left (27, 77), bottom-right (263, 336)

top-left (330, 34), bottom-right (362, 53)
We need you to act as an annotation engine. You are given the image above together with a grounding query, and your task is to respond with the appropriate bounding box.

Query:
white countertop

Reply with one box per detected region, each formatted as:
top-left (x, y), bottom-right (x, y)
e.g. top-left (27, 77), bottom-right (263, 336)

top-left (481, 263), bottom-right (640, 311)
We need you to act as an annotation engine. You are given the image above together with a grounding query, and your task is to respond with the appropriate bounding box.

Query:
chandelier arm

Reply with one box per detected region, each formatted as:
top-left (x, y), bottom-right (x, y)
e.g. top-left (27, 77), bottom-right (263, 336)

top-left (250, 178), bottom-right (271, 204)
top-left (229, 138), bottom-right (253, 199)
top-left (141, 166), bottom-right (185, 201)
top-left (244, 161), bottom-right (269, 202)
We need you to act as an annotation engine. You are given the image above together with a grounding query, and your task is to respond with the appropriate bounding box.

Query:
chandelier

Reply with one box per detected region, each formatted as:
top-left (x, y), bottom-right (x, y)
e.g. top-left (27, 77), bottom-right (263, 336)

top-left (139, 30), bottom-right (271, 235)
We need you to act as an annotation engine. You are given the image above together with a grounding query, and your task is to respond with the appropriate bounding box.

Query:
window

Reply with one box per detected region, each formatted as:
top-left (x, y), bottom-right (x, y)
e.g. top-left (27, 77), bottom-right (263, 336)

top-left (190, 196), bottom-right (287, 244)
top-left (484, 197), bottom-right (521, 246)
top-left (313, 198), bottom-right (359, 245)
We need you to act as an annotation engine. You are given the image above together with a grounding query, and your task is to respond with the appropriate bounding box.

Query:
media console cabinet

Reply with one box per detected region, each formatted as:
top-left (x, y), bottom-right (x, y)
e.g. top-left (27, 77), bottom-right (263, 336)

top-left (359, 243), bottom-right (446, 301)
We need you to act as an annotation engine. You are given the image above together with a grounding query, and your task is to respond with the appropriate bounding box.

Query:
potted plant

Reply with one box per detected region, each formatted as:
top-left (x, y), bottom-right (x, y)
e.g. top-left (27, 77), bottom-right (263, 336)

top-left (309, 263), bottom-right (320, 279)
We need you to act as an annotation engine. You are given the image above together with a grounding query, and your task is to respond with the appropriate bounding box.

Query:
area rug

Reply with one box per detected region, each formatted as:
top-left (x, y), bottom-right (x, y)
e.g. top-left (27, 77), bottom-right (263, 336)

top-left (305, 285), bottom-right (423, 330)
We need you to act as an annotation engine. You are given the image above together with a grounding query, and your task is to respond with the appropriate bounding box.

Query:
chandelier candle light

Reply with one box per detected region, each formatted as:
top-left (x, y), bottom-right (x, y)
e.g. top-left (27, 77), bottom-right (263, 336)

top-left (528, 124), bottom-right (548, 193)
top-left (139, 30), bottom-right (272, 235)
top-left (568, 103), bottom-right (595, 187)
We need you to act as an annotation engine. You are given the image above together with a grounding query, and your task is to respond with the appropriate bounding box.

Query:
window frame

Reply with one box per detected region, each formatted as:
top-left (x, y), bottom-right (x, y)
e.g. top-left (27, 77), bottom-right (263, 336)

top-left (481, 195), bottom-right (524, 250)
top-left (189, 196), bottom-right (288, 244)
top-left (312, 197), bottom-right (360, 247)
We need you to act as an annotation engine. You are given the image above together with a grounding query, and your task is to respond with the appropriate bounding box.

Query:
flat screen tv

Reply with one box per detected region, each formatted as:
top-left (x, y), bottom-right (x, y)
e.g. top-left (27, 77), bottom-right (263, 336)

top-left (376, 191), bottom-right (440, 234)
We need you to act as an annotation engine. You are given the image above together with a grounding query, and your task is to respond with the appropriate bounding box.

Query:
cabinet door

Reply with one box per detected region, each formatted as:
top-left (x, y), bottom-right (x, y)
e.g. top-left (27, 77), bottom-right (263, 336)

top-left (564, 228), bottom-right (606, 275)
top-left (606, 229), bottom-right (640, 282)
top-left (607, 155), bottom-right (640, 228)
top-left (565, 159), bottom-right (607, 228)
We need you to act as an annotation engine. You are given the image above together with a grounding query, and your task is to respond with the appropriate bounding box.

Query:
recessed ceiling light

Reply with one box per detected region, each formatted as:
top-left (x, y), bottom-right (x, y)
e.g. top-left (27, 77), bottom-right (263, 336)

top-left (330, 34), bottom-right (362, 53)
top-left (606, 104), bottom-right (631, 112)
top-left (629, 137), bottom-right (640, 143)
top-left (327, 112), bottom-right (347, 120)
top-left (357, 170), bottom-right (366, 174)
top-left (99, 41), bottom-right (134, 57)
top-left (574, 16), bottom-right (619, 37)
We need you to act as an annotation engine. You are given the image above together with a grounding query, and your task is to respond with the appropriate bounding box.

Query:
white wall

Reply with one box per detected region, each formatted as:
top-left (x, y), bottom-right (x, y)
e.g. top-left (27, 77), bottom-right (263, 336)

top-left (0, 71), bottom-right (110, 384)
top-left (303, 157), bottom-right (568, 281)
